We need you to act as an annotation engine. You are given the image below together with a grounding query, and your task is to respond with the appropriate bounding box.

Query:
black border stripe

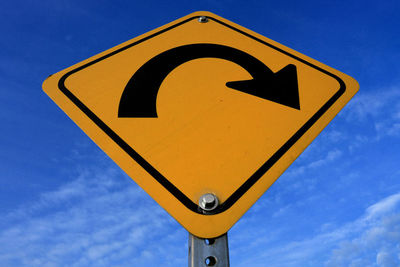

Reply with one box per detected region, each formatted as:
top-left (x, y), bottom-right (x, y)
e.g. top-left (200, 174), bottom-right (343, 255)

top-left (58, 15), bottom-right (345, 215)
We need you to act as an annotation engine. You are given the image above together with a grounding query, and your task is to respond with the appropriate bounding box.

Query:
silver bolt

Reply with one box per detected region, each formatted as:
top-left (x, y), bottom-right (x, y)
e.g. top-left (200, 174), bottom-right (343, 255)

top-left (199, 193), bottom-right (219, 211)
top-left (198, 16), bottom-right (209, 23)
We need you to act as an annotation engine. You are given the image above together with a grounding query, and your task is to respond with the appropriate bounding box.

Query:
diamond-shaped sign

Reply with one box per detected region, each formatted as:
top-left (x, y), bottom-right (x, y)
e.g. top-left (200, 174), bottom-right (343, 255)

top-left (43, 11), bottom-right (358, 238)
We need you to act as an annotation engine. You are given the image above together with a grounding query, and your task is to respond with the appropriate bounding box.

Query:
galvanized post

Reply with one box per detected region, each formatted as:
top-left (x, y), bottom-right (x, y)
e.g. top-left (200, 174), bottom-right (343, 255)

top-left (188, 232), bottom-right (230, 267)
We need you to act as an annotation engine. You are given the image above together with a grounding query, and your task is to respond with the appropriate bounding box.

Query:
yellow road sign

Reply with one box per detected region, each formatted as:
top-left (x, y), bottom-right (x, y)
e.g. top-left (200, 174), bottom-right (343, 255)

top-left (43, 11), bottom-right (359, 238)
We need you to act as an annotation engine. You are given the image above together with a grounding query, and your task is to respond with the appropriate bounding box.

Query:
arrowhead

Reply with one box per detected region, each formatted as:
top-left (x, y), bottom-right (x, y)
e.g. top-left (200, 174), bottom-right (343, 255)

top-left (226, 64), bottom-right (300, 110)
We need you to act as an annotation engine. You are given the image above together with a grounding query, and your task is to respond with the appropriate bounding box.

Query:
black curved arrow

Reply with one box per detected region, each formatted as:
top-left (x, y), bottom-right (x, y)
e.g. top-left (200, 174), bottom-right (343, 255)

top-left (118, 43), bottom-right (300, 117)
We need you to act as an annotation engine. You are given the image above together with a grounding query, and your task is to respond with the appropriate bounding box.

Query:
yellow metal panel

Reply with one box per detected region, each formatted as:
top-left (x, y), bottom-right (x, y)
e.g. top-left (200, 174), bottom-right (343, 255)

top-left (43, 11), bottom-right (358, 238)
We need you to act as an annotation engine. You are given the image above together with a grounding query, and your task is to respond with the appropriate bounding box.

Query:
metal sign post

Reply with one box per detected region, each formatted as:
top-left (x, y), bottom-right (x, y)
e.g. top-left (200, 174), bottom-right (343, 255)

top-left (188, 193), bottom-right (230, 266)
top-left (189, 233), bottom-right (230, 267)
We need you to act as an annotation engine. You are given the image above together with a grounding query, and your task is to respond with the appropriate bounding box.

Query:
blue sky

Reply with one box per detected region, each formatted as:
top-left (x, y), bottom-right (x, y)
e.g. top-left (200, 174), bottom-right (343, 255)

top-left (1, 0), bottom-right (400, 266)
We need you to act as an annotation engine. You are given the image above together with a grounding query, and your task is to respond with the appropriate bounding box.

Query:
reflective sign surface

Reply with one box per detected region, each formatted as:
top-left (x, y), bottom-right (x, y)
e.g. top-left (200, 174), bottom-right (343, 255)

top-left (43, 11), bottom-right (358, 238)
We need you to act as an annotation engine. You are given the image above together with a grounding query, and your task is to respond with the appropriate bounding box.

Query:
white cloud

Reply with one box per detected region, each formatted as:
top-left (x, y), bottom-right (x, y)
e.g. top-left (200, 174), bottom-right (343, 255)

top-left (286, 148), bottom-right (343, 177)
top-left (308, 149), bottom-right (342, 169)
top-left (343, 88), bottom-right (400, 122)
top-left (343, 88), bottom-right (400, 141)
top-left (376, 251), bottom-right (399, 267)
top-left (234, 192), bottom-right (400, 267)
top-left (366, 193), bottom-right (400, 219)
top-left (0, 163), bottom-right (187, 267)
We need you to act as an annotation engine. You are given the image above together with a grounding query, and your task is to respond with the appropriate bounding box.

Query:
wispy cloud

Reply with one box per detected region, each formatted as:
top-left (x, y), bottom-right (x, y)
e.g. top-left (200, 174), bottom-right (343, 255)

top-left (285, 148), bottom-right (343, 177)
top-left (233, 192), bottom-right (400, 267)
top-left (0, 163), bottom-right (187, 267)
top-left (343, 87), bottom-right (400, 141)
top-left (366, 193), bottom-right (400, 219)
top-left (343, 87), bottom-right (400, 122)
